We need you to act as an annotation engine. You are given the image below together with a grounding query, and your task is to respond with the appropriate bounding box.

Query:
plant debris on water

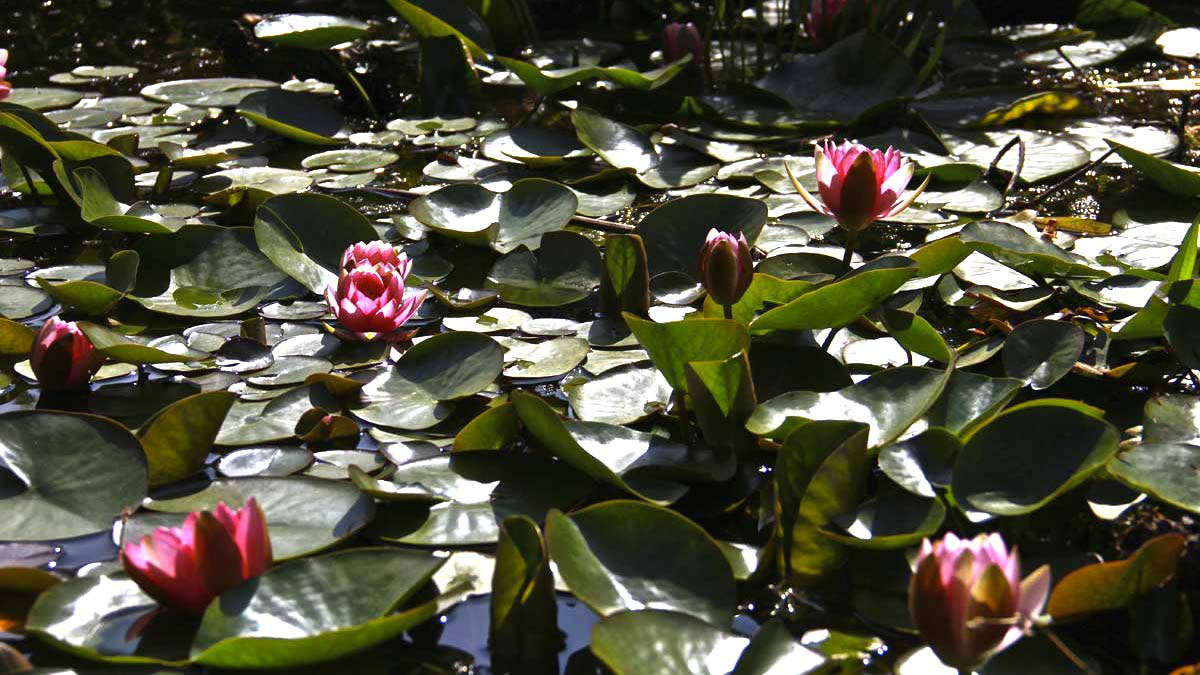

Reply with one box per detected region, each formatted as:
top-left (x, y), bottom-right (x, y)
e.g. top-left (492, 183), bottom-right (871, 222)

top-left (4, 0), bottom-right (1200, 673)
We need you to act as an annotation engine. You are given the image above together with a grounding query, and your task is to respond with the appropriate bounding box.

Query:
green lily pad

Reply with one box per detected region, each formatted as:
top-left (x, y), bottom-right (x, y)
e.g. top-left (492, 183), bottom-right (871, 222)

top-left (138, 391), bottom-right (236, 487)
top-left (254, 192), bottom-right (378, 294)
top-left (191, 548), bottom-right (447, 667)
top-left (0, 411), bottom-right (147, 540)
top-left (1002, 319), bottom-right (1086, 389)
top-left (502, 336), bottom-right (590, 379)
top-left (216, 384), bottom-right (339, 446)
top-left (141, 78), bottom-right (278, 107)
top-left (254, 14), bottom-right (370, 50)
top-left (6, 88), bottom-right (87, 111)
top-left (756, 30), bottom-right (915, 124)
top-left (236, 90), bottom-right (343, 145)
top-left (481, 128), bottom-right (591, 165)
top-left (751, 258), bottom-right (920, 332)
top-left (566, 363), bottom-right (672, 425)
top-left (353, 332), bottom-right (503, 430)
top-left (0, 283), bottom-right (53, 319)
top-left (485, 231), bottom-right (601, 306)
top-left (496, 56), bottom-right (689, 96)
top-left (960, 220), bottom-right (1106, 279)
top-left (547, 501), bottom-right (735, 624)
top-left (634, 194), bottom-right (767, 280)
top-left (301, 149), bottom-right (398, 172)
top-left (953, 400), bottom-right (1120, 515)
top-left (623, 314), bottom-right (749, 392)
top-left (572, 107), bottom-right (658, 174)
top-left (591, 610), bottom-right (750, 675)
top-left (218, 446), bottom-right (314, 478)
top-left (747, 365), bottom-right (952, 447)
top-left (410, 178), bottom-right (579, 253)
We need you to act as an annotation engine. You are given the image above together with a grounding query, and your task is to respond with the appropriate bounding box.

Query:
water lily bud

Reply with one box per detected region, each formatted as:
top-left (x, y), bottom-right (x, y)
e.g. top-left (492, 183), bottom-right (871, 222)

top-left (805, 0), bottom-right (848, 46)
top-left (30, 316), bottom-right (105, 391)
top-left (326, 243), bottom-right (426, 342)
top-left (121, 498), bottom-right (273, 615)
top-left (699, 228), bottom-right (753, 307)
top-left (909, 533), bottom-right (1051, 671)
top-left (789, 140), bottom-right (928, 235)
top-left (663, 22), bottom-right (705, 64)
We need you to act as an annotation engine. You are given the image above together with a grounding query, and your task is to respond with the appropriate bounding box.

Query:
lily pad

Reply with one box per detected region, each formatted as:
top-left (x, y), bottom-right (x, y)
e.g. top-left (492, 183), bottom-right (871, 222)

top-left (410, 178), bottom-right (579, 253)
top-left (547, 501), bottom-right (735, 624)
top-left (0, 411), bottom-right (148, 540)
top-left (141, 78), bottom-right (278, 107)
top-left (253, 14), bottom-right (370, 50)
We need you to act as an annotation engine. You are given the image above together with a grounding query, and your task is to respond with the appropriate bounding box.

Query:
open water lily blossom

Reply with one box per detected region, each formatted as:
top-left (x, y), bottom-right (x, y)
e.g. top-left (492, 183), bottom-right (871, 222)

top-left (30, 316), bottom-right (105, 391)
top-left (791, 140), bottom-right (928, 235)
top-left (325, 240), bottom-right (426, 342)
top-left (909, 532), bottom-right (1051, 672)
top-left (0, 49), bottom-right (10, 101)
top-left (121, 498), bottom-right (272, 616)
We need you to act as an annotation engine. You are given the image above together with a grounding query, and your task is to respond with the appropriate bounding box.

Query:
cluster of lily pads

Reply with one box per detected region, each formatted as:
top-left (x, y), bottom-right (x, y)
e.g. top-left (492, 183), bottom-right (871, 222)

top-left (3, 0), bottom-right (1200, 672)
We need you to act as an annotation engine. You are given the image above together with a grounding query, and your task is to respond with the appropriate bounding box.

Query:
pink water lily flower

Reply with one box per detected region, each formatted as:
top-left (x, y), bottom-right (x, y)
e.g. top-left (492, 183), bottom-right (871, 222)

top-left (699, 228), bottom-right (753, 310)
top-left (790, 140), bottom-right (928, 235)
top-left (340, 240), bottom-right (405, 273)
top-left (121, 498), bottom-right (273, 616)
top-left (909, 532), bottom-right (1051, 672)
top-left (0, 49), bottom-right (9, 101)
top-left (325, 242), bottom-right (426, 342)
top-left (806, 0), bottom-right (848, 46)
top-left (30, 316), bottom-right (105, 391)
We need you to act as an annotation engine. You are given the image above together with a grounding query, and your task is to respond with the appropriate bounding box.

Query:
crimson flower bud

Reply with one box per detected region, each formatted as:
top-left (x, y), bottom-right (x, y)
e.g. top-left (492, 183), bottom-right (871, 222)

top-left (699, 228), bottom-right (753, 307)
top-left (30, 316), bottom-right (104, 391)
top-left (909, 533), bottom-right (1050, 671)
top-left (805, 0), bottom-right (848, 46)
top-left (663, 22), bottom-right (705, 65)
top-left (121, 498), bottom-right (273, 615)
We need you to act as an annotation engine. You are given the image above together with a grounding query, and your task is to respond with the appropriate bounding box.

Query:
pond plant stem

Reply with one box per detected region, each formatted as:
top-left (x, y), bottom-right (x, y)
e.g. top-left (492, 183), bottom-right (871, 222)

top-left (723, 304), bottom-right (733, 320)
top-left (1025, 148), bottom-right (1116, 207)
top-left (986, 136), bottom-right (1025, 202)
top-left (326, 51), bottom-right (380, 119)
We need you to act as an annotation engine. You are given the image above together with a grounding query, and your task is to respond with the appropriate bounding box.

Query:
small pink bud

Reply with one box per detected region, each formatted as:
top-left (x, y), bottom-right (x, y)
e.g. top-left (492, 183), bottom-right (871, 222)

top-left (663, 22), bottom-right (705, 65)
top-left (789, 140), bottom-right (927, 234)
top-left (909, 533), bottom-right (1051, 671)
top-left (699, 228), bottom-right (754, 307)
top-left (121, 498), bottom-right (273, 615)
top-left (30, 317), bottom-right (105, 391)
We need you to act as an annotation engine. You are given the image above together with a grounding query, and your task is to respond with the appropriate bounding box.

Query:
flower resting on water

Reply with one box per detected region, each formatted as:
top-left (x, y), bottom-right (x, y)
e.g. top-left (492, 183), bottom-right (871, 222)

top-left (121, 498), bottom-right (273, 616)
top-left (909, 532), bottom-right (1051, 672)
top-left (699, 228), bottom-right (753, 311)
top-left (30, 316), bottom-right (105, 391)
top-left (325, 240), bottom-right (427, 342)
top-left (0, 49), bottom-right (10, 101)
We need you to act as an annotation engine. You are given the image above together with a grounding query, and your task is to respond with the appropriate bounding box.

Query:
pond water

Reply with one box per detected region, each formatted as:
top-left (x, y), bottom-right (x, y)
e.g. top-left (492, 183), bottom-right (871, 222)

top-left (4, 0), bottom-right (1200, 673)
